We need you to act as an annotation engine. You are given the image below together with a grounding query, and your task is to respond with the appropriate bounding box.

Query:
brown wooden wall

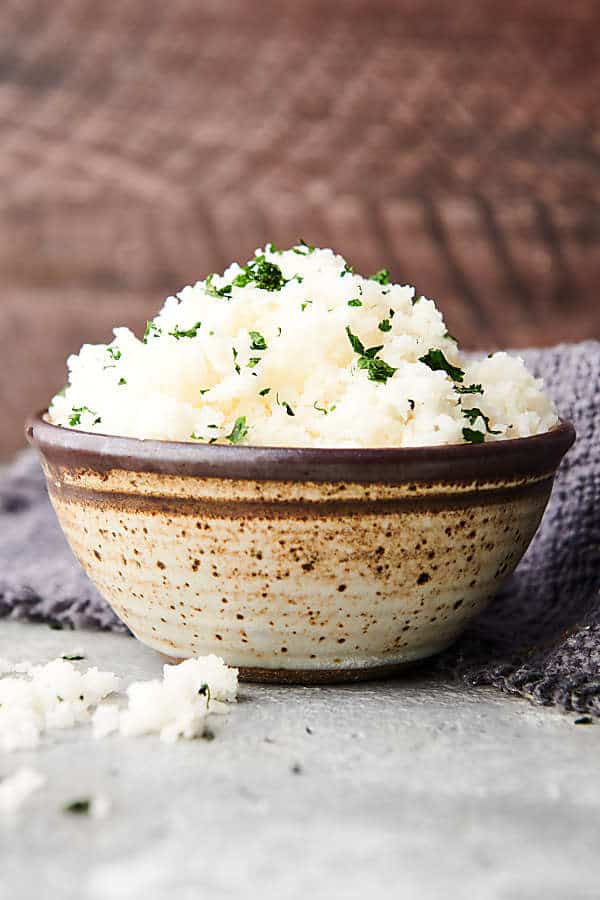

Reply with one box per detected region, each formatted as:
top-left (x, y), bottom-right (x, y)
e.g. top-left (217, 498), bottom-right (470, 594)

top-left (1, 0), bottom-right (599, 458)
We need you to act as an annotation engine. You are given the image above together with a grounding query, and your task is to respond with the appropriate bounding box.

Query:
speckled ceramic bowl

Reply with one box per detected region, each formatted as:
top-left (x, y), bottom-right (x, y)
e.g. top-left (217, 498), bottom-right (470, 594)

top-left (27, 414), bottom-right (574, 682)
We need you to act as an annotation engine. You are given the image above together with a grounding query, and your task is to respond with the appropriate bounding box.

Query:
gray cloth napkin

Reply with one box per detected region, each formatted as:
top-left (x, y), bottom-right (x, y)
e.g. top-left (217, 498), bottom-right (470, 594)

top-left (1, 341), bottom-right (598, 712)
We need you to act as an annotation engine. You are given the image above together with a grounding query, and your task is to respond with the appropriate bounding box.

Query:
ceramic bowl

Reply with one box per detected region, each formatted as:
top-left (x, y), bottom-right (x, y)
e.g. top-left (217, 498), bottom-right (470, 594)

top-left (26, 414), bottom-right (574, 683)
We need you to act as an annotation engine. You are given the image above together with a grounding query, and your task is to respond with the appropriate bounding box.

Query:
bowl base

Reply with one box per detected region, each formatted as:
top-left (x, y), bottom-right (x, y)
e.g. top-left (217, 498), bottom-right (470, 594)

top-left (162, 655), bottom-right (432, 684)
top-left (238, 659), bottom-right (431, 684)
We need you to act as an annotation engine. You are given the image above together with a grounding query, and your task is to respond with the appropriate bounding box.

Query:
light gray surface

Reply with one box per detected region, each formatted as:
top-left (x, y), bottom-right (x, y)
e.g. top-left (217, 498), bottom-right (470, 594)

top-left (1, 621), bottom-right (598, 900)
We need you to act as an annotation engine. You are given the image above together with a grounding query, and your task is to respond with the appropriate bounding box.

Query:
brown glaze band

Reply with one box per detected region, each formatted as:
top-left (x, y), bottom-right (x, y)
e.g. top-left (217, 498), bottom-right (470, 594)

top-left (47, 476), bottom-right (555, 516)
top-left (27, 413), bottom-right (575, 485)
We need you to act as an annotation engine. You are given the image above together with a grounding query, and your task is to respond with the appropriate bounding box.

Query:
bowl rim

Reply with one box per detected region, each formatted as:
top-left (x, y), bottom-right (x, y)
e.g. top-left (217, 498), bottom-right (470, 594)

top-left (26, 411), bottom-right (576, 484)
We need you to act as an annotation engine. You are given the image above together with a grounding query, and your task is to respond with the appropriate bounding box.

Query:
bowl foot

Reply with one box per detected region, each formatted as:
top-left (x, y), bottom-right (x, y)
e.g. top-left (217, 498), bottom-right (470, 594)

top-left (161, 654), bottom-right (433, 684)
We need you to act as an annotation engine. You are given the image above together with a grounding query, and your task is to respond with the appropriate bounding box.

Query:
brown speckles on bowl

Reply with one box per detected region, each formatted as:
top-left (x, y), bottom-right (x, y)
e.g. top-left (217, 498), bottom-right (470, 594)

top-left (26, 414), bottom-right (574, 683)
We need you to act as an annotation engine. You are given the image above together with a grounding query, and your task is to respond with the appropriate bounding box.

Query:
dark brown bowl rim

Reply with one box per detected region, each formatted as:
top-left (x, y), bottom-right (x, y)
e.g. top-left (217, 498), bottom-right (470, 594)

top-left (26, 412), bottom-right (575, 485)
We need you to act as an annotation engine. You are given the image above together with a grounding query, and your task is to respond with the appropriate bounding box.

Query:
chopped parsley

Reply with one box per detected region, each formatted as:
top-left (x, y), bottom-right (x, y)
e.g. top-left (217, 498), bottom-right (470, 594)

top-left (233, 256), bottom-right (286, 292)
top-left (462, 428), bottom-right (485, 444)
top-left (205, 273), bottom-right (233, 298)
top-left (314, 401), bottom-right (336, 415)
top-left (370, 268), bottom-right (390, 285)
top-left (348, 298), bottom-right (362, 307)
top-left (259, 387), bottom-right (271, 396)
top-left (378, 318), bottom-right (392, 332)
top-left (276, 394), bottom-right (295, 416)
top-left (267, 241), bottom-right (282, 254)
top-left (69, 407), bottom-right (101, 427)
top-left (143, 321), bottom-right (162, 343)
top-left (247, 357), bottom-right (261, 368)
top-left (118, 378), bottom-right (127, 385)
top-left (292, 239), bottom-right (316, 255)
top-left (345, 326), bottom-right (378, 357)
top-left (357, 356), bottom-right (397, 383)
top-left (346, 326), bottom-right (396, 384)
top-left (63, 799), bottom-right (91, 815)
top-left (389, 308), bottom-right (395, 318)
top-left (169, 321), bottom-right (202, 340)
top-left (301, 300), bottom-right (313, 311)
top-left (198, 682), bottom-right (211, 708)
top-left (455, 383), bottom-right (483, 395)
top-left (461, 407), bottom-right (500, 434)
top-left (419, 349), bottom-right (464, 382)
top-left (232, 347), bottom-right (240, 374)
top-left (340, 263), bottom-right (354, 277)
top-left (199, 388), bottom-right (210, 395)
top-left (106, 347), bottom-right (121, 361)
top-left (249, 330), bottom-right (267, 351)
top-left (226, 416), bottom-right (249, 444)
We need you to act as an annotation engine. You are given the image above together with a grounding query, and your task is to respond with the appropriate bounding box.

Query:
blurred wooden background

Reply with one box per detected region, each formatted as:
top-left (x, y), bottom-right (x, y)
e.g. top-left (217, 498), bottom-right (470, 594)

top-left (1, 0), bottom-right (599, 458)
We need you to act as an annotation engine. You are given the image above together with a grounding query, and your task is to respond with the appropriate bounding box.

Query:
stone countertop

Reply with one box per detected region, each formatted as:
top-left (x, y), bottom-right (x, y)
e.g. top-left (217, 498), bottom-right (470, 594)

top-left (1, 621), bottom-right (598, 900)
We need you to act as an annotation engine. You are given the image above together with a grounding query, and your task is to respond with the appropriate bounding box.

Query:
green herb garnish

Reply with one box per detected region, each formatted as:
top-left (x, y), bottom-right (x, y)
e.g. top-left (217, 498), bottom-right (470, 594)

top-left (233, 256), bottom-right (286, 292)
top-left (61, 654), bottom-right (85, 661)
top-left (106, 347), bottom-right (121, 361)
top-left (378, 319), bottom-right (392, 332)
top-left (198, 683), bottom-right (211, 708)
top-left (461, 408), bottom-right (500, 434)
top-left (169, 322), bottom-right (202, 340)
top-left (205, 273), bottom-right (232, 298)
top-left (313, 401), bottom-right (337, 415)
top-left (455, 383), bottom-right (483, 395)
top-left (232, 347), bottom-right (240, 374)
top-left (226, 416), bottom-right (249, 444)
top-left (267, 242), bottom-right (282, 254)
top-left (199, 388), bottom-right (210, 395)
top-left (357, 356), bottom-right (397, 383)
top-left (249, 330), bottom-right (267, 350)
top-left (346, 326), bottom-right (396, 384)
top-left (64, 799), bottom-right (91, 815)
top-left (259, 387), bottom-right (271, 396)
top-left (292, 239), bottom-right (316, 255)
top-left (462, 428), bottom-right (485, 444)
top-left (370, 268), bottom-right (390, 285)
top-left (301, 300), bottom-right (312, 311)
top-left (340, 263), bottom-right (354, 277)
top-left (69, 407), bottom-right (101, 427)
top-left (419, 349), bottom-right (464, 382)
top-left (276, 394), bottom-right (295, 416)
top-left (143, 321), bottom-right (162, 343)
top-left (347, 298), bottom-right (362, 307)
top-left (118, 378), bottom-right (127, 385)
top-left (247, 357), bottom-right (261, 368)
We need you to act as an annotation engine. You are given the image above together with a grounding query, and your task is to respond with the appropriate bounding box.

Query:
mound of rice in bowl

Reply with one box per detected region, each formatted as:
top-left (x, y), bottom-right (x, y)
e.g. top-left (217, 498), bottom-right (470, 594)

top-left (48, 243), bottom-right (558, 448)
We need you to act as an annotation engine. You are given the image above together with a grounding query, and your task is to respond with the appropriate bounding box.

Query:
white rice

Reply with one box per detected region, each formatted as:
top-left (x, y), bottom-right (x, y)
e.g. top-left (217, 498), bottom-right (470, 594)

top-left (48, 244), bottom-right (558, 447)
top-left (0, 655), bottom-right (238, 751)
top-left (92, 656), bottom-right (238, 744)
top-left (0, 658), bottom-right (120, 752)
